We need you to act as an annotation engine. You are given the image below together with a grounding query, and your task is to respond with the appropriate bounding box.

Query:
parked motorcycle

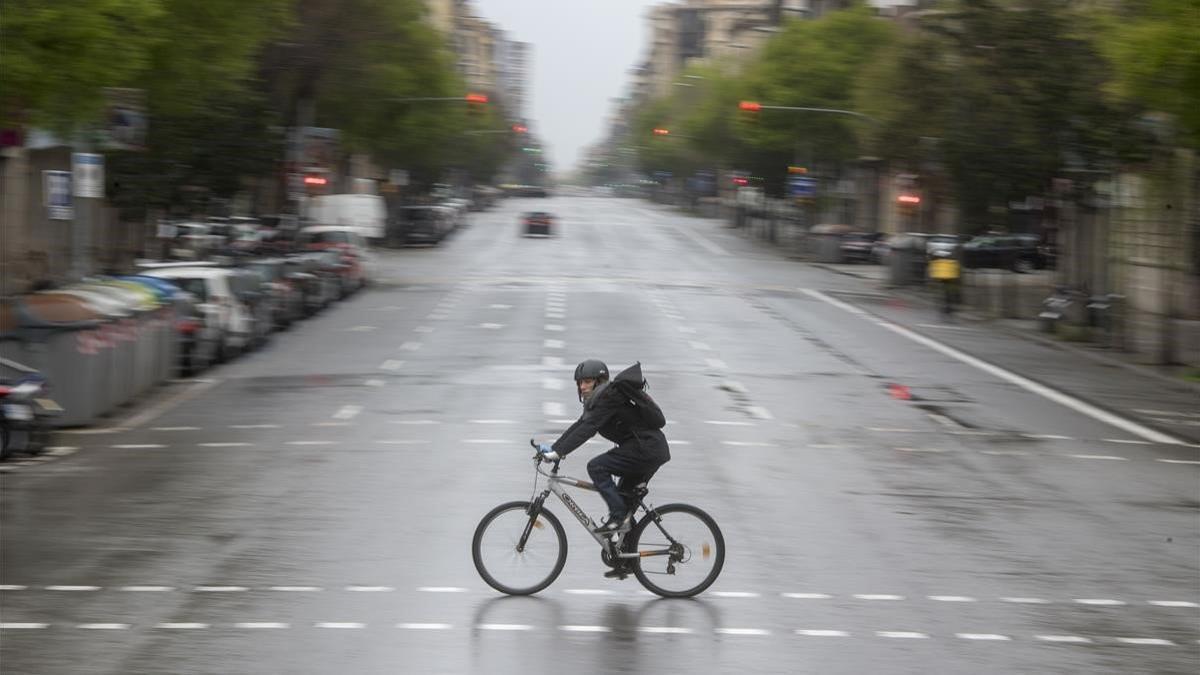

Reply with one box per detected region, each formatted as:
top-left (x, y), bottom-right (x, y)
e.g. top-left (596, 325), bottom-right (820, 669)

top-left (0, 359), bottom-right (61, 460)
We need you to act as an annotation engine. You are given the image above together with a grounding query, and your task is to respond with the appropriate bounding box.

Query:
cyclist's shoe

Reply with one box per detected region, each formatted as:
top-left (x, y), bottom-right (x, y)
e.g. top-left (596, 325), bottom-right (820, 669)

top-left (593, 513), bottom-right (630, 535)
top-left (604, 565), bottom-right (631, 580)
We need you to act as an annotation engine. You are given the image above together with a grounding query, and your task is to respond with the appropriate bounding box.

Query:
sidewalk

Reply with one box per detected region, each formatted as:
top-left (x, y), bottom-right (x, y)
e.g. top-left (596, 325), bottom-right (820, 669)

top-left (810, 262), bottom-right (1200, 447)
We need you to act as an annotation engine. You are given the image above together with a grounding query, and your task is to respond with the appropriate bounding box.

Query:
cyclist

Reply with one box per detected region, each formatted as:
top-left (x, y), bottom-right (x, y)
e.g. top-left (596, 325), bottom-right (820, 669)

top-left (538, 359), bottom-right (671, 575)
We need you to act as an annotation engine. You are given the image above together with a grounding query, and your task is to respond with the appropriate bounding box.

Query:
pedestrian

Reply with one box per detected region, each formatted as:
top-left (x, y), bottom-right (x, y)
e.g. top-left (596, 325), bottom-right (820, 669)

top-left (536, 360), bottom-right (671, 578)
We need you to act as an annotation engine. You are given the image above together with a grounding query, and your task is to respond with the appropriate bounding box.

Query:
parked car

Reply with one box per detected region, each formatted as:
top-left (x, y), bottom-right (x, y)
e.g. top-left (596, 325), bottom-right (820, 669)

top-left (245, 258), bottom-right (304, 330)
top-left (125, 274), bottom-right (221, 375)
top-left (393, 205), bottom-right (453, 246)
top-left (961, 233), bottom-right (1046, 272)
top-left (925, 234), bottom-right (962, 259)
top-left (144, 267), bottom-right (254, 361)
top-left (522, 211), bottom-right (555, 237)
top-left (225, 267), bottom-right (275, 346)
top-left (297, 225), bottom-right (373, 292)
top-left (306, 193), bottom-right (386, 241)
top-left (287, 253), bottom-right (341, 315)
top-left (839, 232), bottom-right (880, 263)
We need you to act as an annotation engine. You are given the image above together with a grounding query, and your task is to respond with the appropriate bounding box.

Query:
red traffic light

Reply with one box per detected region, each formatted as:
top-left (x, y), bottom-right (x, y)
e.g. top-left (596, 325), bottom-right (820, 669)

top-left (652, 128), bottom-right (670, 136)
top-left (511, 124), bottom-right (527, 133)
top-left (897, 194), bottom-right (921, 205)
top-left (465, 93), bottom-right (488, 104)
top-left (739, 101), bottom-right (762, 112)
top-left (732, 177), bottom-right (749, 186)
top-left (303, 175), bottom-right (328, 186)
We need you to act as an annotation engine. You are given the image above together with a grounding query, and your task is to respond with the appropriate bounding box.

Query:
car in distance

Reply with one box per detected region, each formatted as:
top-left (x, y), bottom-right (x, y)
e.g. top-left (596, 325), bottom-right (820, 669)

top-left (522, 211), bottom-right (555, 237)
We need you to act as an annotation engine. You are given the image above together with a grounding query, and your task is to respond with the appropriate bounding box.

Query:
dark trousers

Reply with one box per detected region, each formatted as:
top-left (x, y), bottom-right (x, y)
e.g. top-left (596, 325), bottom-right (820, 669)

top-left (587, 449), bottom-right (664, 517)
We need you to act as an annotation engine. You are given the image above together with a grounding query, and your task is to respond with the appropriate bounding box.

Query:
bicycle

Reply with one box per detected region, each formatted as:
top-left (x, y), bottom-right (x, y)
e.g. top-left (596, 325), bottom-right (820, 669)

top-left (471, 441), bottom-right (725, 598)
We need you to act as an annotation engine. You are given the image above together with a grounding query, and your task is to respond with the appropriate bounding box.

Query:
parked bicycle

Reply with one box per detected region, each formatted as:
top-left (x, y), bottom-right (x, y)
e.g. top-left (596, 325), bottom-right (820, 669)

top-left (472, 441), bottom-right (725, 598)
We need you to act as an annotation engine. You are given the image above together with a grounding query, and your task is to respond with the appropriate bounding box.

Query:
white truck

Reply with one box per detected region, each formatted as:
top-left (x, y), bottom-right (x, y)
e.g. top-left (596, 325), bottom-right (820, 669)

top-left (305, 194), bottom-right (386, 241)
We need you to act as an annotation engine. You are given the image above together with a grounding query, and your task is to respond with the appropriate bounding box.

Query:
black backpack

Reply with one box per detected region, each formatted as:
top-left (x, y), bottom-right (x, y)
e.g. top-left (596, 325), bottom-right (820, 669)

top-left (610, 362), bottom-right (666, 430)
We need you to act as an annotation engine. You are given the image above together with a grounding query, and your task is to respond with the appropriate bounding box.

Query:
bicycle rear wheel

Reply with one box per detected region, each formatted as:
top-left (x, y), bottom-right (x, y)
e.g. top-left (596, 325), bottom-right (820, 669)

top-left (629, 503), bottom-right (724, 598)
top-left (472, 501), bottom-right (567, 595)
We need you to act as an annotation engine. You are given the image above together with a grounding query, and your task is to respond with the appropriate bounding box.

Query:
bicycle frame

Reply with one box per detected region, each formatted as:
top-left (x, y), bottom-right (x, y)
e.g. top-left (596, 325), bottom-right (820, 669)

top-left (527, 461), bottom-right (677, 561)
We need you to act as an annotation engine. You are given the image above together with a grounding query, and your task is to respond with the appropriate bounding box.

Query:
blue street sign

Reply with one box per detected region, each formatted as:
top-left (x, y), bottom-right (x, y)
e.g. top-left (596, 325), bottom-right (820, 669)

top-left (43, 170), bottom-right (73, 220)
top-left (788, 175), bottom-right (816, 198)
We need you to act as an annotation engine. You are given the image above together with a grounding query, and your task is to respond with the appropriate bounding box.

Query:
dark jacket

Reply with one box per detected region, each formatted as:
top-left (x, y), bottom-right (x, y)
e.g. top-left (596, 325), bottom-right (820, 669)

top-left (551, 366), bottom-right (670, 463)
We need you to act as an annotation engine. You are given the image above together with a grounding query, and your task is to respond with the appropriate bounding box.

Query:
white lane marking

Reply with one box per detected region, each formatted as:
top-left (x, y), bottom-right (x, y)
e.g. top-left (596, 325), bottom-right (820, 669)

top-left (1001, 597), bottom-right (1051, 604)
top-left (157, 622), bottom-right (209, 629)
top-left (545, 311), bottom-right (565, 319)
top-left (346, 586), bottom-right (394, 592)
top-left (231, 424), bottom-right (279, 429)
top-left (783, 593), bottom-right (833, 600)
top-left (479, 323), bottom-right (505, 330)
top-left (677, 326), bottom-right (697, 334)
top-left (380, 360), bottom-right (405, 371)
top-left (1103, 438), bottom-right (1151, 445)
top-left (705, 358), bottom-right (728, 370)
top-left (489, 304), bottom-right (513, 310)
top-left (544, 324), bottom-right (564, 332)
top-left (110, 444), bottom-right (166, 449)
top-left (1148, 600), bottom-right (1199, 607)
top-left (712, 591), bottom-right (760, 598)
top-left (391, 420), bottom-right (440, 425)
top-left (1075, 598), bottom-right (1126, 606)
top-left (1068, 454), bottom-right (1128, 461)
top-left (45, 446), bottom-right (80, 452)
top-left (896, 447), bottom-right (946, 453)
top-left (417, 587), bottom-right (468, 593)
top-left (854, 594), bottom-right (904, 601)
top-left (689, 341), bottom-right (711, 351)
top-left (478, 624), bottom-right (532, 631)
top-left (802, 288), bottom-right (1184, 445)
top-left (980, 450), bottom-right (1030, 456)
top-left (543, 377), bottom-right (564, 390)
top-left (413, 326), bottom-right (435, 334)
top-left (877, 631), bottom-right (928, 639)
top-left (542, 356), bottom-right (564, 367)
top-left (0, 585), bottom-right (28, 591)
top-left (374, 440), bottom-right (431, 445)
top-left (715, 628), bottom-right (771, 636)
top-left (1157, 459), bottom-right (1200, 464)
top-left (669, 440), bottom-right (692, 445)
top-left (704, 420), bottom-right (754, 427)
top-left (1035, 635), bottom-right (1093, 643)
top-left (194, 586), bottom-right (248, 592)
top-left (78, 623), bottom-right (129, 630)
top-left (668, 222), bottom-right (728, 256)
top-left (561, 625), bottom-right (612, 633)
top-left (346, 325), bottom-right (378, 332)
top-left (269, 586), bottom-right (322, 592)
top-left (400, 341), bottom-right (423, 351)
top-left (796, 629), bottom-right (849, 637)
top-left (119, 586), bottom-right (174, 592)
top-left (639, 626), bottom-right (693, 634)
top-left (1023, 433), bottom-right (1073, 440)
top-left (462, 439), bottom-right (507, 444)
top-left (199, 442), bottom-right (254, 448)
top-left (929, 596), bottom-right (976, 602)
top-left (398, 623), bottom-right (453, 630)
top-left (331, 405), bottom-right (361, 421)
top-left (285, 440), bottom-right (335, 446)
top-left (316, 622), bottom-right (364, 629)
top-left (312, 422), bottom-right (349, 427)
top-left (957, 633), bottom-right (1011, 641)
top-left (745, 406), bottom-right (774, 420)
top-left (544, 339), bottom-right (565, 349)
top-left (46, 586), bottom-right (100, 591)
top-left (470, 419), bottom-right (516, 425)
top-left (1115, 637), bottom-right (1175, 645)
top-left (721, 441), bottom-right (776, 447)
top-left (150, 426), bottom-right (200, 432)
top-left (364, 379), bottom-right (385, 387)
top-left (563, 589), bottom-right (616, 596)
top-left (544, 402), bottom-right (565, 417)
top-left (236, 622), bottom-right (289, 629)
top-left (0, 623), bottom-right (48, 629)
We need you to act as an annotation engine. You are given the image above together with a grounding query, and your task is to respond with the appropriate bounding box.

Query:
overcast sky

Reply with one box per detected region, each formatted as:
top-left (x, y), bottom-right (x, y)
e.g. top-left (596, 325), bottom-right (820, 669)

top-left (472, 0), bottom-right (664, 173)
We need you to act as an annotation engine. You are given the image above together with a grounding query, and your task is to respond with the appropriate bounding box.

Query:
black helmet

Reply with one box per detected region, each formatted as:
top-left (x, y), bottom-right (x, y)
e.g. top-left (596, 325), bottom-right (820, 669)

top-left (574, 359), bottom-right (609, 382)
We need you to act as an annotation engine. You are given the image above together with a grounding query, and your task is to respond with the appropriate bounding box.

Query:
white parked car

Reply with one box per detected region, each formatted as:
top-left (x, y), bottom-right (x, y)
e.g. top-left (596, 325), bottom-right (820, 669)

top-left (144, 267), bottom-right (255, 360)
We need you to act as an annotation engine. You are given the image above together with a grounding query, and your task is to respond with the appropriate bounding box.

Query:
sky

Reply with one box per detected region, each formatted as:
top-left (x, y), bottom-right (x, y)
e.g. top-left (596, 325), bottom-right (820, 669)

top-left (472, 0), bottom-right (664, 173)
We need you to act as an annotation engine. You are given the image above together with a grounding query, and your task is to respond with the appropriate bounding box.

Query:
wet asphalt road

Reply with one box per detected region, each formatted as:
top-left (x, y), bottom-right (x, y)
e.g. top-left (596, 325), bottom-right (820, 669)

top-left (2, 196), bottom-right (1198, 674)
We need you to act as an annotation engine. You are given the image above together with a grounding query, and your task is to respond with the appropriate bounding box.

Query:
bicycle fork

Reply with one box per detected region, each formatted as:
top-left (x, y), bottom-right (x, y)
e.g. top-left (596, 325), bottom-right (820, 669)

top-left (518, 490), bottom-right (552, 552)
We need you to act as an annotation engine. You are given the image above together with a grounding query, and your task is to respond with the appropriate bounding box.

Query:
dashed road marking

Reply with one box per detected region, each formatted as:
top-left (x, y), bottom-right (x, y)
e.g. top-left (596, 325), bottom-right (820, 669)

top-left (712, 591), bottom-right (760, 598)
top-left (544, 402), bottom-right (565, 417)
top-left (877, 631), bottom-right (928, 639)
top-left (957, 633), bottom-right (1011, 641)
top-left (199, 442), bottom-right (253, 448)
top-left (1001, 597), bottom-right (1051, 604)
top-left (980, 450), bottom-right (1029, 456)
top-left (1115, 637), bottom-right (1175, 645)
top-left (150, 426), bottom-right (200, 432)
top-left (0, 623), bottom-right (47, 629)
top-left (1035, 635), bottom-right (1092, 643)
top-left (1075, 598), bottom-right (1126, 606)
top-left (345, 325), bottom-right (378, 332)
top-left (398, 623), bottom-right (452, 630)
top-left (346, 586), bottom-right (394, 592)
top-left (470, 419), bottom-right (516, 425)
top-left (380, 360), bottom-right (405, 371)
top-left (1148, 600), bottom-right (1199, 607)
top-left (0, 585), bottom-right (28, 591)
top-left (231, 424), bottom-right (279, 429)
top-left (374, 440), bottom-right (430, 445)
top-left (78, 623), bottom-right (129, 630)
top-left (417, 587), bottom-right (468, 593)
top-left (1069, 454), bottom-right (1128, 461)
top-left (400, 342), bottom-right (423, 351)
top-left (414, 326), bottom-right (435, 333)
top-left (157, 622), bottom-right (209, 629)
top-left (855, 594), bottom-right (904, 601)
top-left (46, 586), bottom-right (100, 591)
top-left (796, 629), bottom-right (849, 637)
top-left (704, 420), bottom-right (754, 427)
top-left (479, 323), bottom-right (504, 329)
top-left (478, 624), bottom-right (532, 631)
top-left (269, 586), bottom-right (322, 592)
top-left (783, 593), bottom-right (833, 600)
top-left (896, 447), bottom-right (946, 453)
top-left (746, 406), bottom-right (774, 420)
top-left (1157, 459), bottom-right (1200, 465)
top-left (316, 622), bottom-right (364, 629)
top-left (640, 626), bottom-right (693, 635)
top-left (489, 304), bottom-right (513, 310)
top-left (236, 622), bottom-right (289, 629)
top-left (1103, 439), bottom-right (1152, 446)
top-left (194, 586), bottom-right (248, 592)
top-left (390, 420), bottom-right (440, 425)
top-left (929, 596), bottom-right (976, 602)
top-left (689, 341), bottom-right (711, 351)
top-left (364, 379), bottom-right (385, 387)
top-left (807, 444), bottom-right (846, 449)
top-left (716, 628), bottom-right (771, 636)
top-left (312, 421), bottom-right (349, 427)
top-left (110, 444), bottom-right (165, 449)
top-left (720, 441), bottom-right (776, 448)
top-left (286, 441), bottom-right (335, 446)
top-left (561, 625), bottom-right (612, 633)
top-left (544, 324), bottom-right (564, 332)
top-left (544, 339), bottom-right (565, 349)
top-left (542, 356), bottom-right (564, 367)
top-left (120, 586), bottom-right (174, 592)
top-left (1023, 433), bottom-right (1073, 440)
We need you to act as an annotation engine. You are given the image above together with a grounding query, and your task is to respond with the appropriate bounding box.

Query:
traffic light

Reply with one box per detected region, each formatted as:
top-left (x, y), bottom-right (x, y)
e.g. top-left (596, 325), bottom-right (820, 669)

top-left (788, 166), bottom-right (808, 175)
top-left (511, 124), bottom-right (527, 134)
top-left (465, 93), bottom-right (489, 104)
top-left (652, 128), bottom-right (670, 136)
top-left (897, 194), bottom-right (921, 205)
top-left (738, 101), bottom-right (762, 112)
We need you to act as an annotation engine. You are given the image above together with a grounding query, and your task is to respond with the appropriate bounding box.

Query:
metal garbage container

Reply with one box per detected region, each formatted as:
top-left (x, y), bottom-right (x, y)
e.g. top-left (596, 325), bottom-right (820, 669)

top-left (120, 276), bottom-right (183, 383)
top-left (6, 294), bottom-right (106, 427)
top-left (54, 286), bottom-right (133, 413)
top-left (83, 282), bottom-right (150, 405)
top-left (98, 279), bottom-right (163, 398)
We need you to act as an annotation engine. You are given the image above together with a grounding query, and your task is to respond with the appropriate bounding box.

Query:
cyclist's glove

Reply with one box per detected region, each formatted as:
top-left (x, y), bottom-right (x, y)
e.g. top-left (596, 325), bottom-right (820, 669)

top-left (537, 443), bottom-right (560, 462)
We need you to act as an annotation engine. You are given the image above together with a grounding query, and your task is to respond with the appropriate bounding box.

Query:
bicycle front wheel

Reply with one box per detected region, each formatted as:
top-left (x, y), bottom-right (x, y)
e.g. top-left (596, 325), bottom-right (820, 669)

top-left (629, 503), bottom-right (724, 598)
top-left (472, 501), bottom-right (567, 595)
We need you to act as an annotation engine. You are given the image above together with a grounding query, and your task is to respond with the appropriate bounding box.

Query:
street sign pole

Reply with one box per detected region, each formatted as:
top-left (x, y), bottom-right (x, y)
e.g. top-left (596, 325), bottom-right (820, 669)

top-left (71, 153), bottom-right (104, 280)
